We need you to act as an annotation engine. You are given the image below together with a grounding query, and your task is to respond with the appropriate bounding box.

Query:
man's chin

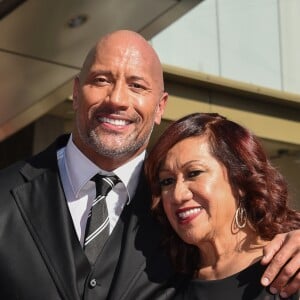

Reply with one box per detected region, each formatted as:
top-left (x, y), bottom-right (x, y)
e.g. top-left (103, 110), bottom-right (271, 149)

top-left (93, 142), bottom-right (133, 157)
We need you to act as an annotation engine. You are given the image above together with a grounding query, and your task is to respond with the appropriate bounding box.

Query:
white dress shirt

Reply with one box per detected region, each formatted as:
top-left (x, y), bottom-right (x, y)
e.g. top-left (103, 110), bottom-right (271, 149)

top-left (57, 135), bottom-right (145, 246)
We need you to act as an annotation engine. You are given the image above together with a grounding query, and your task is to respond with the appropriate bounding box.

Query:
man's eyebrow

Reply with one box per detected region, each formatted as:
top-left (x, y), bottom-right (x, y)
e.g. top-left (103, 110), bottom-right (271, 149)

top-left (90, 70), bottom-right (113, 76)
top-left (129, 75), bottom-right (150, 86)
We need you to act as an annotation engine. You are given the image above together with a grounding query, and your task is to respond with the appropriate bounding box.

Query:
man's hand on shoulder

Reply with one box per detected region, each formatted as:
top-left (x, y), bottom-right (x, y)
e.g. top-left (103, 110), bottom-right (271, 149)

top-left (261, 231), bottom-right (300, 298)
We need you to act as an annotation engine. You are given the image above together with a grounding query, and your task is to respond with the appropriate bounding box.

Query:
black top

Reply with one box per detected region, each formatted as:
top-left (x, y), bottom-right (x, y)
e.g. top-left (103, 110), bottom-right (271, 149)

top-left (174, 261), bottom-right (299, 300)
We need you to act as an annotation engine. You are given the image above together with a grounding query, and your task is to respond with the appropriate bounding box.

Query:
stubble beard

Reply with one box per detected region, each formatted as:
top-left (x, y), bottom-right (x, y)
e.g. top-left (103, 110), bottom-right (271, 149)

top-left (80, 123), bottom-right (155, 159)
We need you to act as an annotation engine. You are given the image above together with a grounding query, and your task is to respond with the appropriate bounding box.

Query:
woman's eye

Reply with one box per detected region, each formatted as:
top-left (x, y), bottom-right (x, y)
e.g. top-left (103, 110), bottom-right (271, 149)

top-left (188, 170), bottom-right (203, 178)
top-left (159, 177), bottom-right (175, 187)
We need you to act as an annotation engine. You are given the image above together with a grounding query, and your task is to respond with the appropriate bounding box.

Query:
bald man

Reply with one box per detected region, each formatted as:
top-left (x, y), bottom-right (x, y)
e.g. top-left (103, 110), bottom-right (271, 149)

top-left (0, 30), bottom-right (299, 300)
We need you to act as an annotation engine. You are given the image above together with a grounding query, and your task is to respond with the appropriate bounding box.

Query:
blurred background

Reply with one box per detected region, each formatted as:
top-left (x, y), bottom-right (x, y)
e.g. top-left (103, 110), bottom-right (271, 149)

top-left (0, 0), bottom-right (299, 208)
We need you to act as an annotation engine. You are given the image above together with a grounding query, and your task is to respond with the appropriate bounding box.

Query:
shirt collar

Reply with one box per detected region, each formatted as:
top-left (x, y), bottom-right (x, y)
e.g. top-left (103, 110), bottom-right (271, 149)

top-left (113, 151), bottom-right (145, 203)
top-left (65, 135), bottom-right (145, 202)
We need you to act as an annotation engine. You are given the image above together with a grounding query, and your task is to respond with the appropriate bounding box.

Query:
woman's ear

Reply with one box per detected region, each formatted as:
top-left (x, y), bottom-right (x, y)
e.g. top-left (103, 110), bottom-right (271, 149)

top-left (238, 189), bottom-right (246, 198)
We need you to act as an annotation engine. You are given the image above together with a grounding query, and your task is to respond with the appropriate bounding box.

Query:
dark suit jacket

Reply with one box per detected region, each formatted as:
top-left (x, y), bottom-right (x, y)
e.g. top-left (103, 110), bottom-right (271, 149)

top-left (0, 135), bottom-right (181, 300)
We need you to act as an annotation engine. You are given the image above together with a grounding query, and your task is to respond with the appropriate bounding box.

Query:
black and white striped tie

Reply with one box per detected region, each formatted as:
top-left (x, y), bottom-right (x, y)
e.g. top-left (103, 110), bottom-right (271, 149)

top-left (84, 174), bottom-right (120, 263)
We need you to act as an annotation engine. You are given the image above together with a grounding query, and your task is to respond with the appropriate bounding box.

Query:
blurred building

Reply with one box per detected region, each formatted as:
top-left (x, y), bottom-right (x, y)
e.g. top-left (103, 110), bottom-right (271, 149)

top-left (0, 0), bottom-right (299, 208)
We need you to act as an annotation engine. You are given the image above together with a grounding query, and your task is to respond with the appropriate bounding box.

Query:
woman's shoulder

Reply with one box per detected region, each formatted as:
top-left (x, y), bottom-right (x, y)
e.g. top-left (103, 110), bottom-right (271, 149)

top-left (173, 261), bottom-right (299, 300)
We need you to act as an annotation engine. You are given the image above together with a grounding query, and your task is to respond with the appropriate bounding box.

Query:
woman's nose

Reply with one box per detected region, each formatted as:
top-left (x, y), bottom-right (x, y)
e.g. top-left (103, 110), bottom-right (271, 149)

top-left (172, 181), bottom-right (193, 203)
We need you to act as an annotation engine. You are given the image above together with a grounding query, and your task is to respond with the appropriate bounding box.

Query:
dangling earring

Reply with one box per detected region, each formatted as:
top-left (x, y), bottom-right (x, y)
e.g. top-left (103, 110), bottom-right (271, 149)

top-left (234, 201), bottom-right (247, 229)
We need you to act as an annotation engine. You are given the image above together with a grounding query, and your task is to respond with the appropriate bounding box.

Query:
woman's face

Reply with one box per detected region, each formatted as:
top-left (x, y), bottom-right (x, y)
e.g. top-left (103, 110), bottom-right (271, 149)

top-left (158, 136), bottom-right (238, 247)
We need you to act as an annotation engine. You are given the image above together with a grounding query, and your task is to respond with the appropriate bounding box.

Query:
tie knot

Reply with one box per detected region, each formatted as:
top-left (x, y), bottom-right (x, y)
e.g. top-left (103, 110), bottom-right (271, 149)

top-left (92, 174), bottom-right (120, 197)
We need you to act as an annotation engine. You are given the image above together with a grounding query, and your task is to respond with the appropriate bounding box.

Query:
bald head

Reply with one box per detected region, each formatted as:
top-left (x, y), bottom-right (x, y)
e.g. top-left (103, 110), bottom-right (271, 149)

top-left (79, 30), bottom-right (165, 92)
top-left (72, 29), bottom-right (168, 169)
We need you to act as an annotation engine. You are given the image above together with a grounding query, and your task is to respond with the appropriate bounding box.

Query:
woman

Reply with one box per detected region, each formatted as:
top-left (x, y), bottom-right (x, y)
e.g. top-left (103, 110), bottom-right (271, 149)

top-left (144, 112), bottom-right (300, 299)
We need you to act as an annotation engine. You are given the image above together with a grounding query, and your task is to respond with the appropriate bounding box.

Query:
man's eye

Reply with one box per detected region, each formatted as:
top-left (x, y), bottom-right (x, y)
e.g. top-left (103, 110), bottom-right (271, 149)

top-left (130, 83), bottom-right (145, 90)
top-left (93, 77), bottom-right (108, 84)
top-left (159, 178), bottom-right (175, 187)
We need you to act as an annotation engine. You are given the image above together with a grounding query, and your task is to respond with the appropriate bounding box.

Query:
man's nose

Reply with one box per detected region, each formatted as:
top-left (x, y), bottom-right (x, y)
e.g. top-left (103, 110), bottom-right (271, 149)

top-left (107, 82), bottom-right (128, 108)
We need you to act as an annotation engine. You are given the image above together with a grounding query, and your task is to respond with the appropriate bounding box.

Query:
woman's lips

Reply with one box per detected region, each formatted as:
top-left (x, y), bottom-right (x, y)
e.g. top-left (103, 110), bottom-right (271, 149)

top-left (176, 206), bottom-right (203, 224)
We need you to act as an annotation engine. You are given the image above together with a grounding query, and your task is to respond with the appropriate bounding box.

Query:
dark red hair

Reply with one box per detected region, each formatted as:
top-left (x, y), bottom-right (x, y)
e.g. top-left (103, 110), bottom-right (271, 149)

top-left (144, 112), bottom-right (300, 274)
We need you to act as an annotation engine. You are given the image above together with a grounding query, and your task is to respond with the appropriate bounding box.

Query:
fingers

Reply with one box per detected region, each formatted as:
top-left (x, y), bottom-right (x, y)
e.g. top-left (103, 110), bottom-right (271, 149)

top-left (260, 231), bottom-right (300, 297)
top-left (261, 244), bottom-right (290, 289)
top-left (267, 254), bottom-right (300, 297)
top-left (261, 233), bottom-right (285, 265)
top-left (278, 270), bottom-right (300, 298)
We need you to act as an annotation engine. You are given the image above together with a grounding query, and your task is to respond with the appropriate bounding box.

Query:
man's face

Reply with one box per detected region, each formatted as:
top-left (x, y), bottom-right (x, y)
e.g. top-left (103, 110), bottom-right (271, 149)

top-left (72, 33), bottom-right (168, 169)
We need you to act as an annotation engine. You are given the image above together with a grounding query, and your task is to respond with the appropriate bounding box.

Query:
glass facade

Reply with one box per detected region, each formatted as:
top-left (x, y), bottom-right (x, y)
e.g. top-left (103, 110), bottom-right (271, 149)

top-left (151, 0), bottom-right (300, 95)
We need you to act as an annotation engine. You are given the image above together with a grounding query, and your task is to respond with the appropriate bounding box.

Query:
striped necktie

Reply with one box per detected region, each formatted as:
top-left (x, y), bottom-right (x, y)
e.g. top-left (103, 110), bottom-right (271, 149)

top-left (84, 174), bottom-right (120, 263)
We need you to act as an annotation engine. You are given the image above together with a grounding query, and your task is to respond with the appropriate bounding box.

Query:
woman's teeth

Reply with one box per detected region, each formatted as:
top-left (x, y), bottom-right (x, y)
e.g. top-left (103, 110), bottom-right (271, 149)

top-left (177, 207), bottom-right (202, 219)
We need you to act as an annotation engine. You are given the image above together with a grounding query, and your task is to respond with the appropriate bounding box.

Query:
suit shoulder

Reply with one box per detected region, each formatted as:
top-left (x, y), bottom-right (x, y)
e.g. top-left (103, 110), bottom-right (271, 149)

top-left (0, 160), bottom-right (28, 211)
top-left (0, 160), bottom-right (26, 186)
top-left (0, 134), bottom-right (69, 186)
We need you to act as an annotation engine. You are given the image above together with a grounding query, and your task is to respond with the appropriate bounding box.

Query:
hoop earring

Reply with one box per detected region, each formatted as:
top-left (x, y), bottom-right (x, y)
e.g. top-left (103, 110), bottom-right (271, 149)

top-left (234, 203), bottom-right (247, 229)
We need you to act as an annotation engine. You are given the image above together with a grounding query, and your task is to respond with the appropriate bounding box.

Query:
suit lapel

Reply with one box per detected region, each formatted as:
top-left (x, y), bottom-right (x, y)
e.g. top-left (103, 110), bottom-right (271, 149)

top-left (107, 200), bottom-right (146, 300)
top-left (12, 137), bottom-right (90, 300)
top-left (108, 175), bottom-right (168, 300)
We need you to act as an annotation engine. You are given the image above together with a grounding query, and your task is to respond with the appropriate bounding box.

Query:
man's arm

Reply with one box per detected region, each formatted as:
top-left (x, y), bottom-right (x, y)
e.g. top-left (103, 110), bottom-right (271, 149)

top-left (261, 230), bottom-right (300, 298)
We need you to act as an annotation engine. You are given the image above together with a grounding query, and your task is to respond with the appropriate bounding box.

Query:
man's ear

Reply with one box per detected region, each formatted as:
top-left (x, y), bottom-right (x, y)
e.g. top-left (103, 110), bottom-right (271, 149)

top-left (72, 76), bottom-right (80, 110)
top-left (154, 92), bottom-right (168, 125)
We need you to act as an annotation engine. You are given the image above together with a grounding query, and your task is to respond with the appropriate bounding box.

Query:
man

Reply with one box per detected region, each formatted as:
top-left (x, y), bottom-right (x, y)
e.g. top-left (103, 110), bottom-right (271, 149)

top-left (0, 30), bottom-right (299, 299)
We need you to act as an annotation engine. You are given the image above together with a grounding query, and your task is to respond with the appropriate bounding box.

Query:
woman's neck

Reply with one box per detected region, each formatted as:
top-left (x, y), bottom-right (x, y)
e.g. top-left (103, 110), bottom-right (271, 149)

top-left (195, 231), bottom-right (268, 280)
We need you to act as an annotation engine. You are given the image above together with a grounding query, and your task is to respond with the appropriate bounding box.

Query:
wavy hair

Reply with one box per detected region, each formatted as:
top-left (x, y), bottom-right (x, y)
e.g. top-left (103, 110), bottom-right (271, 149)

top-left (144, 112), bottom-right (300, 275)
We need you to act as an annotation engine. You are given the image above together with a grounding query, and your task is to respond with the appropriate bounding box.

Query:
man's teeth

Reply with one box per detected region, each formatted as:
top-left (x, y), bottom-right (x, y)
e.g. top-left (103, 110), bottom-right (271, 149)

top-left (100, 117), bottom-right (129, 126)
top-left (178, 208), bottom-right (202, 219)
